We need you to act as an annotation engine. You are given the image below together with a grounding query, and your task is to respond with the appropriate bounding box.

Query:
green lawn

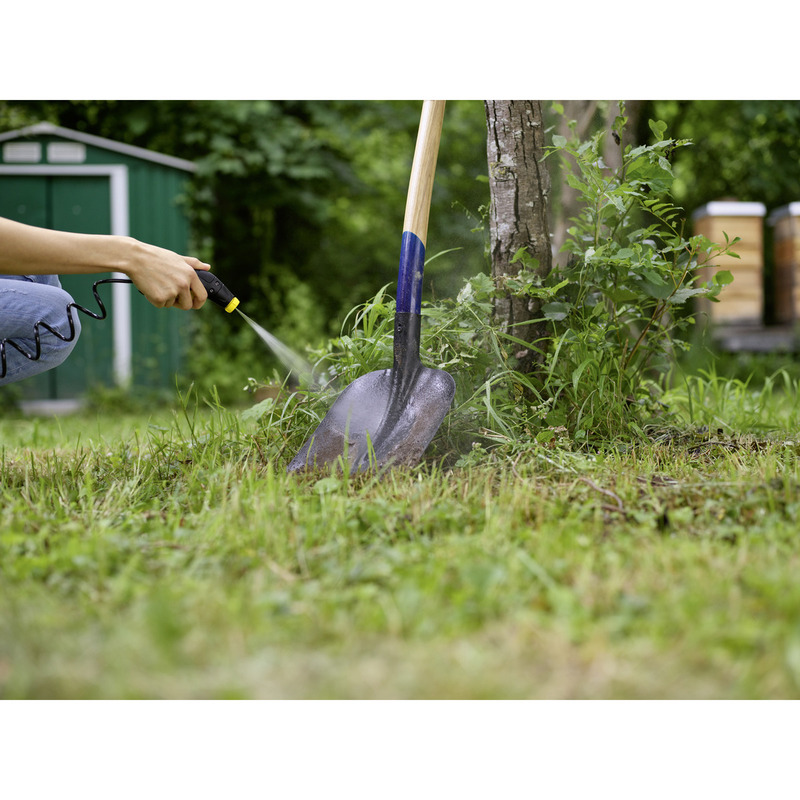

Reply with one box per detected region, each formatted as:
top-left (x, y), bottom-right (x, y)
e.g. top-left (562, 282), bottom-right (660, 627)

top-left (2, 393), bottom-right (800, 699)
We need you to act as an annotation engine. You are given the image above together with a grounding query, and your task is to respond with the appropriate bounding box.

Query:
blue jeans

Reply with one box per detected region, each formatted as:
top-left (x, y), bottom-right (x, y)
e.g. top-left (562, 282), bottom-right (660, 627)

top-left (0, 274), bottom-right (81, 386)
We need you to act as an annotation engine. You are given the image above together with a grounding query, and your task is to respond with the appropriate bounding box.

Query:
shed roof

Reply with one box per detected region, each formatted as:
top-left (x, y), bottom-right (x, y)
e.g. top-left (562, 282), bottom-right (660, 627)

top-left (0, 122), bottom-right (196, 172)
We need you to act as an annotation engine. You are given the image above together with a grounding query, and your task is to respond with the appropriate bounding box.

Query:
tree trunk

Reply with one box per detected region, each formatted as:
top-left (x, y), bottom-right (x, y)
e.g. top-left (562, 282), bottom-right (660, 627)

top-left (485, 100), bottom-right (552, 374)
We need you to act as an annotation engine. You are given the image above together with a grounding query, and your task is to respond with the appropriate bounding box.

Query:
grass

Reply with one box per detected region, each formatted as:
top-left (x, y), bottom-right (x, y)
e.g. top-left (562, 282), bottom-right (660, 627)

top-left (2, 374), bottom-right (800, 699)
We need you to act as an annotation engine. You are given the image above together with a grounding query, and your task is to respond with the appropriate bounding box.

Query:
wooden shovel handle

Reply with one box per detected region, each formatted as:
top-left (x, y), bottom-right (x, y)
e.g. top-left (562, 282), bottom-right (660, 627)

top-left (396, 101), bottom-right (445, 316)
top-left (402, 100), bottom-right (446, 246)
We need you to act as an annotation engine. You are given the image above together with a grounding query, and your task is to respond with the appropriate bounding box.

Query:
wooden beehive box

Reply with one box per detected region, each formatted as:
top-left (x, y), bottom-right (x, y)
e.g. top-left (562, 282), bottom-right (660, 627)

top-left (768, 203), bottom-right (800, 325)
top-left (693, 201), bottom-right (766, 325)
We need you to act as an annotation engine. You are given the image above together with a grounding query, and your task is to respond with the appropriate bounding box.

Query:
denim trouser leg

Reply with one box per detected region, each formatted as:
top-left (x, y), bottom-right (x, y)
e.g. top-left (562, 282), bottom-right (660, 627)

top-left (0, 275), bottom-right (82, 386)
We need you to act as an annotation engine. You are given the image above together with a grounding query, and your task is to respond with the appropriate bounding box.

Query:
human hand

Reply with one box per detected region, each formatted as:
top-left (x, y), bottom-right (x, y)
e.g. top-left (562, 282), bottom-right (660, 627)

top-left (122, 239), bottom-right (211, 310)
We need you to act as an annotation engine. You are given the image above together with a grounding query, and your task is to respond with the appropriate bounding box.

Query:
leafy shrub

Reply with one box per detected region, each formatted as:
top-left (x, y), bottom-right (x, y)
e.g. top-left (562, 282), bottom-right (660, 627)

top-left (534, 108), bottom-right (740, 441)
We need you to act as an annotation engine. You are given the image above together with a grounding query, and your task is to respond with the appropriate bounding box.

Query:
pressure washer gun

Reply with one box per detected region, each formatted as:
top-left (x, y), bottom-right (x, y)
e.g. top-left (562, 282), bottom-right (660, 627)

top-left (0, 270), bottom-right (241, 379)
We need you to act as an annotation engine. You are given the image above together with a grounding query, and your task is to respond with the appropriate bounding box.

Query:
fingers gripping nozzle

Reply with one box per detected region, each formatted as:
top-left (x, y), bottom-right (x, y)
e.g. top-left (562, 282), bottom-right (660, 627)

top-left (196, 270), bottom-right (239, 313)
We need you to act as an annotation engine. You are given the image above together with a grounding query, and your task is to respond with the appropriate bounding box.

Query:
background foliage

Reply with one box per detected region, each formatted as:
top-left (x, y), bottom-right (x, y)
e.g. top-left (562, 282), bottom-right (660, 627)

top-left (0, 101), bottom-right (490, 398)
top-left (646, 100), bottom-right (800, 212)
top-left (3, 99), bottom-right (800, 401)
top-left (0, 100), bottom-right (489, 327)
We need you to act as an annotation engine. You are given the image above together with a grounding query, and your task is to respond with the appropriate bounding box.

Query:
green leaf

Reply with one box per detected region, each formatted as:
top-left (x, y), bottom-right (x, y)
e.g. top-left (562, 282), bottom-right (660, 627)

top-left (605, 287), bottom-right (640, 304)
top-left (542, 301), bottom-right (572, 321)
top-left (670, 286), bottom-right (709, 304)
top-left (648, 119), bottom-right (668, 139)
top-left (565, 174), bottom-right (590, 194)
top-left (607, 194), bottom-right (627, 214)
top-left (546, 278), bottom-right (571, 294)
top-left (637, 276), bottom-right (674, 300)
top-left (241, 398), bottom-right (275, 422)
top-left (572, 357), bottom-right (595, 393)
top-left (714, 270), bottom-right (735, 285)
top-left (626, 144), bottom-right (649, 160)
top-left (642, 269), bottom-right (667, 285)
top-left (626, 156), bottom-right (674, 195)
top-left (509, 247), bottom-right (539, 271)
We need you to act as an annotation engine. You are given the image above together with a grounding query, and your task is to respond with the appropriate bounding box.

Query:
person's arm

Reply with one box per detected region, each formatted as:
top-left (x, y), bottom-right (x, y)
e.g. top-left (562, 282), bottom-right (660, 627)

top-left (0, 216), bottom-right (210, 310)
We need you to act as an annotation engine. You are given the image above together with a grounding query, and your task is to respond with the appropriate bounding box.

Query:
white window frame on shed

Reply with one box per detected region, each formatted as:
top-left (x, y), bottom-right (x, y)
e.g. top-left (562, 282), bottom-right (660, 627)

top-left (0, 163), bottom-right (133, 387)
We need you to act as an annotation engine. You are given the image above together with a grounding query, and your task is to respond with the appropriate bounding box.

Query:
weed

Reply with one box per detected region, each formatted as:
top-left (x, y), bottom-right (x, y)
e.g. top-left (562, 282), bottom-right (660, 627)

top-left (536, 107), bottom-right (741, 440)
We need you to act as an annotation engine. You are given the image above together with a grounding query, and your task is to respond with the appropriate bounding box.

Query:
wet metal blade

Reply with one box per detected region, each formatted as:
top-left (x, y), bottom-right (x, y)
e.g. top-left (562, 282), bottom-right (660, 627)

top-left (287, 363), bottom-right (455, 473)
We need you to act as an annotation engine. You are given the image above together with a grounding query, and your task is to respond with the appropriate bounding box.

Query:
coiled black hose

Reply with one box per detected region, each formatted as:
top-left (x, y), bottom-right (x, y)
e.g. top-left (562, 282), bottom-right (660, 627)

top-left (0, 277), bottom-right (128, 380)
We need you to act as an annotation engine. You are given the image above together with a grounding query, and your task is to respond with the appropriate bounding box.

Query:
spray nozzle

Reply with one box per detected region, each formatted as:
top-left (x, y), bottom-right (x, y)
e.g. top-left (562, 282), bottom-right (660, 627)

top-left (196, 270), bottom-right (239, 313)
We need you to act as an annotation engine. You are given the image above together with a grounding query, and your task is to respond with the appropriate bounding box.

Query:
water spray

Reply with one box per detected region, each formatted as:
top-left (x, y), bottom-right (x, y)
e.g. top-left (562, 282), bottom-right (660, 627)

top-left (197, 270), bottom-right (320, 386)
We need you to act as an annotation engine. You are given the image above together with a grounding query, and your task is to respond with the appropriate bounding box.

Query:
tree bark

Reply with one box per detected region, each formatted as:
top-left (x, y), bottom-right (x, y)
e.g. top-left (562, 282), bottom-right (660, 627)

top-left (485, 100), bottom-right (552, 374)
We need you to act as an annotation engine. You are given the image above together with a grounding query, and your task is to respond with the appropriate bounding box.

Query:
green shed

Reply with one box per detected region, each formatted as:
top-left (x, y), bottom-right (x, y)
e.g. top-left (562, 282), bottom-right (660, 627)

top-left (0, 121), bottom-right (196, 405)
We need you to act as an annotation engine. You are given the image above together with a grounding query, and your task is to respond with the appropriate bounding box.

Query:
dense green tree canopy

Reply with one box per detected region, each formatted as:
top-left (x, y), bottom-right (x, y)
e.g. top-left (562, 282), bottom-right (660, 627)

top-left (646, 100), bottom-right (800, 213)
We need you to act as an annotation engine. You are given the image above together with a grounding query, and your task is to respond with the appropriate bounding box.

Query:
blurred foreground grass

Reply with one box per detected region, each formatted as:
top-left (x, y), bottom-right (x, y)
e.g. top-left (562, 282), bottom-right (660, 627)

top-left (2, 393), bottom-right (800, 699)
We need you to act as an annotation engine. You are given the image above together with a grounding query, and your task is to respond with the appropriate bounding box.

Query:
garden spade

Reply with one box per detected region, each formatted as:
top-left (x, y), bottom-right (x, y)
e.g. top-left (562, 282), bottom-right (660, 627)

top-left (287, 100), bottom-right (455, 474)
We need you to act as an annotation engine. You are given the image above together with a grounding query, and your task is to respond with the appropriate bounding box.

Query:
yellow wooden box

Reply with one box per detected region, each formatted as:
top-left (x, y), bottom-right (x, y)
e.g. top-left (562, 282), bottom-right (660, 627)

top-left (692, 201), bottom-right (766, 325)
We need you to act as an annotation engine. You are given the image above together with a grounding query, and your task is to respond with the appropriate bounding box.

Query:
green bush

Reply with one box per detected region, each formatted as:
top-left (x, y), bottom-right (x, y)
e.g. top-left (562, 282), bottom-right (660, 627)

top-left (535, 108), bottom-right (740, 441)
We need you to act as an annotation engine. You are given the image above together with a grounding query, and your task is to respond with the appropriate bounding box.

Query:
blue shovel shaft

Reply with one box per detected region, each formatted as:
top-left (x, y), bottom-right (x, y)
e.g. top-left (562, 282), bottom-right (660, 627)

top-left (394, 231), bottom-right (425, 372)
top-left (394, 231), bottom-right (424, 372)
top-left (396, 230), bottom-right (426, 315)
